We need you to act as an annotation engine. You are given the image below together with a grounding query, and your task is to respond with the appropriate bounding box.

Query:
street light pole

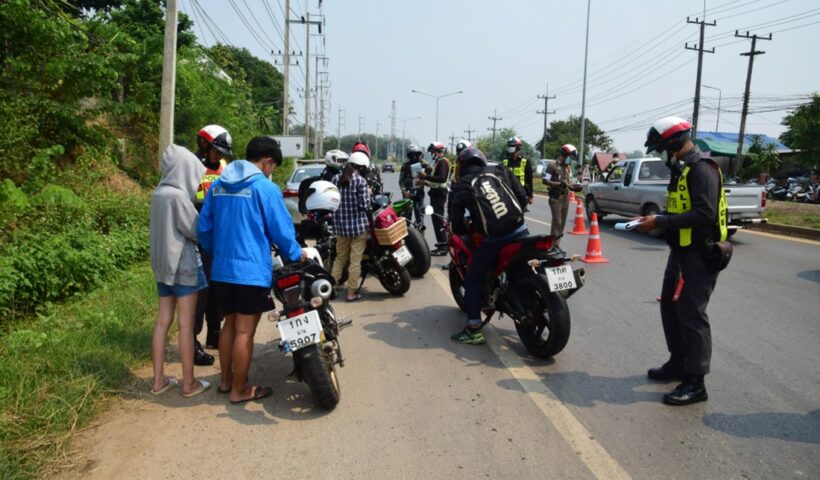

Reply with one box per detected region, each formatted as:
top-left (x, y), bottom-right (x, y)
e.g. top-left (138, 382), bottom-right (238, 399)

top-left (702, 84), bottom-right (721, 132)
top-left (410, 89), bottom-right (462, 140)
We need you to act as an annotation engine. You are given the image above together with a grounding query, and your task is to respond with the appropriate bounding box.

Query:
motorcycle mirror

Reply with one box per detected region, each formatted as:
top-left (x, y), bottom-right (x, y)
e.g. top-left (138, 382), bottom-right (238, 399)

top-left (424, 205), bottom-right (434, 215)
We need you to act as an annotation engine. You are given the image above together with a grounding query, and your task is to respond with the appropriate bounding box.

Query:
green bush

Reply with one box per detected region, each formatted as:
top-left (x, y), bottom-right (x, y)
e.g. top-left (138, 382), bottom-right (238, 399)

top-left (0, 179), bottom-right (30, 229)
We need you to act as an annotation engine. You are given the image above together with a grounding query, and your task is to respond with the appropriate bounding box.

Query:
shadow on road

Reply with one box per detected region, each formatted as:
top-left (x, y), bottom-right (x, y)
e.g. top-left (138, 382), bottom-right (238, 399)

top-left (703, 409), bottom-right (820, 444)
top-left (797, 269), bottom-right (820, 284)
top-left (497, 371), bottom-right (668, 407)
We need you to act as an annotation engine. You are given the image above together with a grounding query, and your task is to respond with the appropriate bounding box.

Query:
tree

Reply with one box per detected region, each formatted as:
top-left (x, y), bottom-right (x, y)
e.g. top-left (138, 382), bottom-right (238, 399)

top-left (740, 135), bottom-right (781, 179)
top-left (534, 115), bottom-right (612, 162)
top-left (475, 128), bottom-right (537, 162)
top-left (780, 94), bottom-right (819, 168)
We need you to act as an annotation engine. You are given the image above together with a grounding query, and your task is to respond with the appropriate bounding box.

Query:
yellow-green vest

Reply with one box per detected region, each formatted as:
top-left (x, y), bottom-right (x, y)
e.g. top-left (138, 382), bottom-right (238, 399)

top-left (666, 160), bottom-right (728, 247)
top-left (502, 157), bottom-right (528, 186)
top-left (195, 159), bottom-right (227, 202)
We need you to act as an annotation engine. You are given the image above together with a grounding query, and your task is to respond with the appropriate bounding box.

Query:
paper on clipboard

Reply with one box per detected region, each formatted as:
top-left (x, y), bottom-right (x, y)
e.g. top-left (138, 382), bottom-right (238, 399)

top-left (615, 219), bottom-right (644, 231)
top-left (411, 163), bottom-right (423, 179)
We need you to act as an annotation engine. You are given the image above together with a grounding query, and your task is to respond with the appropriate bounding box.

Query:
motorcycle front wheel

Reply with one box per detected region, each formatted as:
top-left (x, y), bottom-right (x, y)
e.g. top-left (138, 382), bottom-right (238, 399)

top-left (378, 259), bottom-right (411, 295)
top-left (294, 344), bottom-right (340, 410)
top-left (513, 276), bottom-right (571, 358)
top-left (404, 227), bottom-right (431, 278)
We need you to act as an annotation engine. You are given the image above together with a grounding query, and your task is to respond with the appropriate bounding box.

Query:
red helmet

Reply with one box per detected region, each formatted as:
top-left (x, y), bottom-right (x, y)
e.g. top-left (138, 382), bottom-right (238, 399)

top-left (644, 116), bottom-right (692, 154)
top-left (507, 137), bottom-right (523, 148)
top-left (560, 144), bottom-right (578, 159)
top-left (352, 142), bottom-right (371, 157)
top-left (197, 124), bottom-right (233, 156)
top-left (427, 141), bottom-right (446, 153)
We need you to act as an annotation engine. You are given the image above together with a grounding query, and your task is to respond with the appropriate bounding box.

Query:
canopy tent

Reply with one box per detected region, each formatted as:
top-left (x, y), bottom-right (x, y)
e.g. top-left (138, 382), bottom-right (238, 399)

top-left (694, 138), bottom-right (750, 157)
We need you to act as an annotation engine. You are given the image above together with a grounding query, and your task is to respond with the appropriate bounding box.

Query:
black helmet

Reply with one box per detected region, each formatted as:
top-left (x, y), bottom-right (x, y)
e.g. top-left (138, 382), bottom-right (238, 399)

top-left (457, 147), bottom-right (487, 171)
top-left (406, 144), bottom-right (423, 158)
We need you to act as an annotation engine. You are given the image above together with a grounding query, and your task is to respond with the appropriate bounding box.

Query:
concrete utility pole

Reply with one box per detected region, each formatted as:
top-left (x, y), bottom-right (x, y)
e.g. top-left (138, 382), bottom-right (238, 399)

top-left (448, 132), bottom-right (457, 153)
top-left (487, 109), bottom-right (502, 142)
top-left (375, 122), bottom-right (380, 161)
top-left (537, 84), bottom-right (556, 159)
top-left (313, 55), bottom-right (327, 158)
top-left (464, 125), bottom-right (475, 142)
top-left (283, 0), bottom-right (290, 135)
top-left (158, 0), bottom-right (178, 165)
top-left (287, 13), bottom-right (322, 157)
top-left (578, 0), bottom-right (591, 166)
top-left (734, 30), bottom-right (772, 177)
top-left (686, 16), bottom-right (716, 140)
top-left (337, 108), bottom-right (345, 149)
top-left (389, 99), bottom-right (397, 160)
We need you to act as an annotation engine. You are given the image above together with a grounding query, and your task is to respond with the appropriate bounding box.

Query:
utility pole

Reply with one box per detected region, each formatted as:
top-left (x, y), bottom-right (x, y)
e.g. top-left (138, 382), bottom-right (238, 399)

top-left (487, 109), bottom-right (502, 142)
top-left (358, 115), bottom-right (365, 141)
top-left (464, 125), bottom-right (475, 142)
top-left (158, 0), bottom-right (178, 165)
top-left (537, 84), bottom-right (556, 159)
top-left (287, 13), bottom-right (322, 157)
top-left (313, 55), bottom-right (327, 158)
top-left (389, 100), bottom-right (397, 160)
top-left (282, 0), bottom-right (290, 135)
top-left (375, 122), bottom-right (380, 161)
top-left (686, 16), bottom-right (716, 139)
top-left (337, 108), bottom-right (345, 149)
top-left (448, 132), bottom-right (457, 153)
top-left (734, 30), bottom-right (772, 177)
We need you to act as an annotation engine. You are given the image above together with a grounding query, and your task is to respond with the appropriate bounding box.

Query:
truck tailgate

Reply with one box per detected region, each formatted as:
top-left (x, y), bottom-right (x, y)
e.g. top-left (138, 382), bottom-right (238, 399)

top-left (724, 185), bottom-right (763, 218)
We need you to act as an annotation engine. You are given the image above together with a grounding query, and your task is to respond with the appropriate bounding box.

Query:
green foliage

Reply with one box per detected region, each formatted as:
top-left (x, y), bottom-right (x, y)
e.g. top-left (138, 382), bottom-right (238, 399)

top-left (780, 94), bottom-right (819, 168)
top-left (740, 135), bottom-right (782, 179)
top-left (0, 263), bottom-right (158, 479)
top-left (534, 115), bottom-right (613, 161)
top-left (475, 128), bottom-right (538, 162)
top-left (0, 180), bottom-right (30, 228)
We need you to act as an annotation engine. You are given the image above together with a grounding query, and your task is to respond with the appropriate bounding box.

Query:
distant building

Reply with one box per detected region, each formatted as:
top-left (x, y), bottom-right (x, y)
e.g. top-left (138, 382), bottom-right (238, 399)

top-left (695, 131), bottom-right (791, 176)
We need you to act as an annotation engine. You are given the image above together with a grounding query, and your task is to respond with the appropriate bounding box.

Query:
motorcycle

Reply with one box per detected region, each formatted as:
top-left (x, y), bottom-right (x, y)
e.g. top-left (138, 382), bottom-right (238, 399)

top-left (440, 208), bottom-right (585, 358)
top-left (269, 248), bottom-right (350, 410)
top-left (388, 196), bottom-right (431, 278)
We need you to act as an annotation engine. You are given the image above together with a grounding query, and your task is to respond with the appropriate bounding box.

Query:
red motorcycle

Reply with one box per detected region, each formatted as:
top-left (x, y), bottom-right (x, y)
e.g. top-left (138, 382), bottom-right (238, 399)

top-left (444, 215), bottom-right (585, 358)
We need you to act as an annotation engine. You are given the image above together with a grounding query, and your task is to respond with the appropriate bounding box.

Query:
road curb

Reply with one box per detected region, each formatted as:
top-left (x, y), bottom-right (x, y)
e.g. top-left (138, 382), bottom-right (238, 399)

top-left (746, 222), bottom-right (820, 241)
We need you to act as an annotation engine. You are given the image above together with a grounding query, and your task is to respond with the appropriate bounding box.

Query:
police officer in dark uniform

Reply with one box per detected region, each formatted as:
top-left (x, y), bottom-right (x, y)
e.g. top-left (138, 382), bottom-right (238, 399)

top-left (502, 137), bottom-right (534, 205)
top-left (637, 116), bottom-right (729, 406)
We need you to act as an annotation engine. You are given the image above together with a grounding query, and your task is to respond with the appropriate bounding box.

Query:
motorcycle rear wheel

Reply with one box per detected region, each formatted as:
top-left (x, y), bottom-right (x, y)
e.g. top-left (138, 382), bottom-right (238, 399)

top-left (448, 264), bottom-right (467, 312)
top-left (404, 227), bottom-right (431, 278)
top-left (513, 276), bottom-right (571, 358)
top-left (378, 260), bottom-right (411, 295)
top-left (295, 344), bottom-right (340, 410)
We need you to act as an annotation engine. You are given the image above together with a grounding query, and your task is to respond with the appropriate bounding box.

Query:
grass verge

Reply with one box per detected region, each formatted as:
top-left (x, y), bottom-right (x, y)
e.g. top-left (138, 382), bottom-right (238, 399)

top-left (0, 262), bottom-right (156, 479)
top-left (764, 200), bottom-right (820, 229)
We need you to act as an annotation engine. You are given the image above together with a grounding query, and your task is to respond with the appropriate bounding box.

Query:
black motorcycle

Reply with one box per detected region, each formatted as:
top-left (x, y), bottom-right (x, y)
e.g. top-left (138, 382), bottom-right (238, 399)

top-left (270, 254), bottom-right (351, 410)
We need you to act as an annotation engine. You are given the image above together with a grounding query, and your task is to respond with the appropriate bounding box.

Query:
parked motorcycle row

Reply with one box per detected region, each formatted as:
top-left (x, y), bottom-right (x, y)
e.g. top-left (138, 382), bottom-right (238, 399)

top-left (268, 178), bottom-right (585, 411)
top-left (762, 177), bottom-right (820, 203)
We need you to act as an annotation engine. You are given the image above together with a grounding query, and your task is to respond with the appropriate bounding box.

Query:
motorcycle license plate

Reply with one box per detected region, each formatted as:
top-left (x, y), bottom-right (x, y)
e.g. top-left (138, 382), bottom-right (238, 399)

top-left (392, 245), bottom-right (413, 266)
top-left (545, 265), bottom-right (577, 292)
top-left (277, 309), bottom-right (324, 353)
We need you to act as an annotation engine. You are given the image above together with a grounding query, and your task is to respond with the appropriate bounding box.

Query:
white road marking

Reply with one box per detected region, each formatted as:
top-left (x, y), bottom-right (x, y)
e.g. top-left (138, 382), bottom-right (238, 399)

top-left (739, 228), bottom-right (820, 246)
top-left (430, 268), bottom-right (631, 480)
top-left (526, 216), bottom-right (551, 227)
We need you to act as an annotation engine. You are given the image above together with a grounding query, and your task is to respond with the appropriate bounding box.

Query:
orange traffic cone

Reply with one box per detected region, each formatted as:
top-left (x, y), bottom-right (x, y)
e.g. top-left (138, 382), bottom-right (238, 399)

top-left (569, 198), bottom-right (588, 235)
top-left (582, 212), bottom-right (609, 263)
top-left (568, 190), bottom-right (576, 203)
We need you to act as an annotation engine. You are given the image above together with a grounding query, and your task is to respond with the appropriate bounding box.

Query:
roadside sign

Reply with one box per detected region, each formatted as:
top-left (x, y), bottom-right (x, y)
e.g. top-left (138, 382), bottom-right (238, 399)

top-left (268, 135), bottom-right (304, 157)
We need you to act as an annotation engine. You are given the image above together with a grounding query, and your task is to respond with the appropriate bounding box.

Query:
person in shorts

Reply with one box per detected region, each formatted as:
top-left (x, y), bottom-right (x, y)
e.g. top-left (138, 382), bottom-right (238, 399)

top-left (149, 144), bottom-right (211, 398)
top-left (198, 136), bottom-right (306, 404)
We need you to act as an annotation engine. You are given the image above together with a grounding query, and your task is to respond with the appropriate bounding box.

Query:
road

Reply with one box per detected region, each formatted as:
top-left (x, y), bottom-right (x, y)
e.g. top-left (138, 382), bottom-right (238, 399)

top-left (64, 172), bottom-right (820, 480)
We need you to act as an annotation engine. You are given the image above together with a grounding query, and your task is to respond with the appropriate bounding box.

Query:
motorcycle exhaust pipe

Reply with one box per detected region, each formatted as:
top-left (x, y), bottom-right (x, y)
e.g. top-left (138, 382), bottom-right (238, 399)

top-left (311, 279), bottom-right (334, 300)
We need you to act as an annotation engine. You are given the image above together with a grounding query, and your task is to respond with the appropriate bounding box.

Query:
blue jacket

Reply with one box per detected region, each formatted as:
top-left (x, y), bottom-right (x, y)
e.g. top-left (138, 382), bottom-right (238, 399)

top-left (198, 160), bottom-right (302, 287)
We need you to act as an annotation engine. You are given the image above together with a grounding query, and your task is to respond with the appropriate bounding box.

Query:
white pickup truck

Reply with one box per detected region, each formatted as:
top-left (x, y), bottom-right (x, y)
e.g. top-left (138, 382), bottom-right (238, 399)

top-left (583, 158), bottom-right (766, 235)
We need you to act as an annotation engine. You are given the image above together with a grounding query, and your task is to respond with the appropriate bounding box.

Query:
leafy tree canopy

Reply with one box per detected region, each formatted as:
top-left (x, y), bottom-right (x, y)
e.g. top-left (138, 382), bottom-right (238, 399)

top-left (779, 94), bottom-right (819, 168)
top-left (534, 115), bottom-right (613, 161)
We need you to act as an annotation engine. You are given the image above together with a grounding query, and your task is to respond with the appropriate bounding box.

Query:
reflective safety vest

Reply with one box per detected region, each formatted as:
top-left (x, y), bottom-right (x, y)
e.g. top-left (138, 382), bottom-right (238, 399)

top-left (502, 157), bottom-right (528, 186)
top-left (427, 157), bottom-right (450, 189)
top-left (196, 159), bottom-right (227, 202)
top-left (666, 160), bottom-right (728, 247)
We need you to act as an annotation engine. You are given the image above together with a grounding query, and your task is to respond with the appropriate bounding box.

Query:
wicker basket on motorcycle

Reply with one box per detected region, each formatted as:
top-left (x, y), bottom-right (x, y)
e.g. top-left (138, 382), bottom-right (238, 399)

top-left (374, 218), bottom-right (408, 245)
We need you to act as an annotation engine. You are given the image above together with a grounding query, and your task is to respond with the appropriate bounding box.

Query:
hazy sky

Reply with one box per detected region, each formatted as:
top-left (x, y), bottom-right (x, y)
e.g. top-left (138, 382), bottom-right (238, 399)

top-left (183, 0), bottom-right (819, 155)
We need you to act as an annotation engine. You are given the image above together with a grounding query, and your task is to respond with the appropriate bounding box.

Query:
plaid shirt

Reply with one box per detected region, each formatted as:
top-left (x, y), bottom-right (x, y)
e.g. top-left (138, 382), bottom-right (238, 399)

top-left (332, 171), bottom-right (370, 238)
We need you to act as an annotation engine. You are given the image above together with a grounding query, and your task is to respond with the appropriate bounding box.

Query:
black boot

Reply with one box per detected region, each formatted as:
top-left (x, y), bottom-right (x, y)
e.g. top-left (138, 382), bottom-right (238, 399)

top-left (647, 361), bottom-right (683, 381)
top-left (205, 330), bottom-right (220, 350)
top-left (194, 341), bottom-right (215, 366)
top-left (663, 376), bottom-right (708, 406)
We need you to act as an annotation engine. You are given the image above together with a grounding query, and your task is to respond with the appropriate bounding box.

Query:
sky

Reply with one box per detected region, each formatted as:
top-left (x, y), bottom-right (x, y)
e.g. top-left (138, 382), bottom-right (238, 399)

top-left (182, 0), bottom-right (820, 156)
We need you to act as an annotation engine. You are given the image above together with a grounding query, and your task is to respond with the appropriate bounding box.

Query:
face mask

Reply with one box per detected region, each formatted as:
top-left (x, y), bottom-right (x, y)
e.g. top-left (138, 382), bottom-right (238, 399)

top-left (506, 147), bottom-right (516, 154)
top-left (564, 157), bottom-right (572, 165)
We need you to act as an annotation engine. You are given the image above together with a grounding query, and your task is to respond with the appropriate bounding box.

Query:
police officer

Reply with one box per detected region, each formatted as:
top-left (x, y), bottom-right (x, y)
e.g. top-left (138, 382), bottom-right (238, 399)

top-left (636, 116), bottom-right (728, 406)
top-left (542, 144), bottom-right (583, 250)
top-left (399, 144), bottom-right (429, 227)
top-left (502, 137), bottom-right (533, 205)
top-left (418, 142), bottom-right (450, 255)
top-left (193, 125), bottom-right (232, 365)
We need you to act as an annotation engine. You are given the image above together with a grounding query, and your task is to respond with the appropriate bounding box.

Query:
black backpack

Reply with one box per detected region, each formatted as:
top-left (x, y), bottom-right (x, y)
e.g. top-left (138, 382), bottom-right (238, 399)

top-left (470, 168), bottom-right (524, 237)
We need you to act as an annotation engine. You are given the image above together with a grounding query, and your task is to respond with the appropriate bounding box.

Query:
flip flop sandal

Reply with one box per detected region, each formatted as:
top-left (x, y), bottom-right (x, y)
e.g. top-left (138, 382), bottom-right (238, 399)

top-left (346, 293), bottom-right (363, 302)
top-left (151, 376), bottom-right (177, 395)
top-left (182, 379), bottom-right (211, 398)
top-left (230, 386), bottom-right (273, 404)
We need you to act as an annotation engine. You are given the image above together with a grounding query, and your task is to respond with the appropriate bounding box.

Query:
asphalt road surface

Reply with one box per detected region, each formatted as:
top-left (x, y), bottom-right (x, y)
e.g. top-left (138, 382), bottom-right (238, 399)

top-left (65, 172), bottom-right (819, 480)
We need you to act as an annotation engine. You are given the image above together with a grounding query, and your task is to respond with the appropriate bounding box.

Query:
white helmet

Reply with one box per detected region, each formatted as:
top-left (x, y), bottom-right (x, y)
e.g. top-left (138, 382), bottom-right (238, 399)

top-left (324, 149), bottom-right (348, 164)
top-left (348, 151), bottom-right (370, 169)
top-left (304, 180), bottom-right (341, 212)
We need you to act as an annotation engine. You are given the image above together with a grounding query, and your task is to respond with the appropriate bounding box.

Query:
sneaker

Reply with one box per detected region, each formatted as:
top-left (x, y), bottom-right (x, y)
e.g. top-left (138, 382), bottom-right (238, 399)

top-left (450, 327), bottom-right (485, 345)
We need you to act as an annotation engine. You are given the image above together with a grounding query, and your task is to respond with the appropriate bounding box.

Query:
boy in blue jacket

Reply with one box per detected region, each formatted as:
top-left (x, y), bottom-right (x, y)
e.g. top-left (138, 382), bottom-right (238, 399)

top-left (198, 136), bottom-right (306, 404)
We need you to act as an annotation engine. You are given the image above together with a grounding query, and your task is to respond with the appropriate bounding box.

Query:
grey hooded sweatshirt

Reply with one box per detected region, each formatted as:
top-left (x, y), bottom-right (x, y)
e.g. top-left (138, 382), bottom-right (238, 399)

top-left (150, 144), bottom-right (206, 286)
